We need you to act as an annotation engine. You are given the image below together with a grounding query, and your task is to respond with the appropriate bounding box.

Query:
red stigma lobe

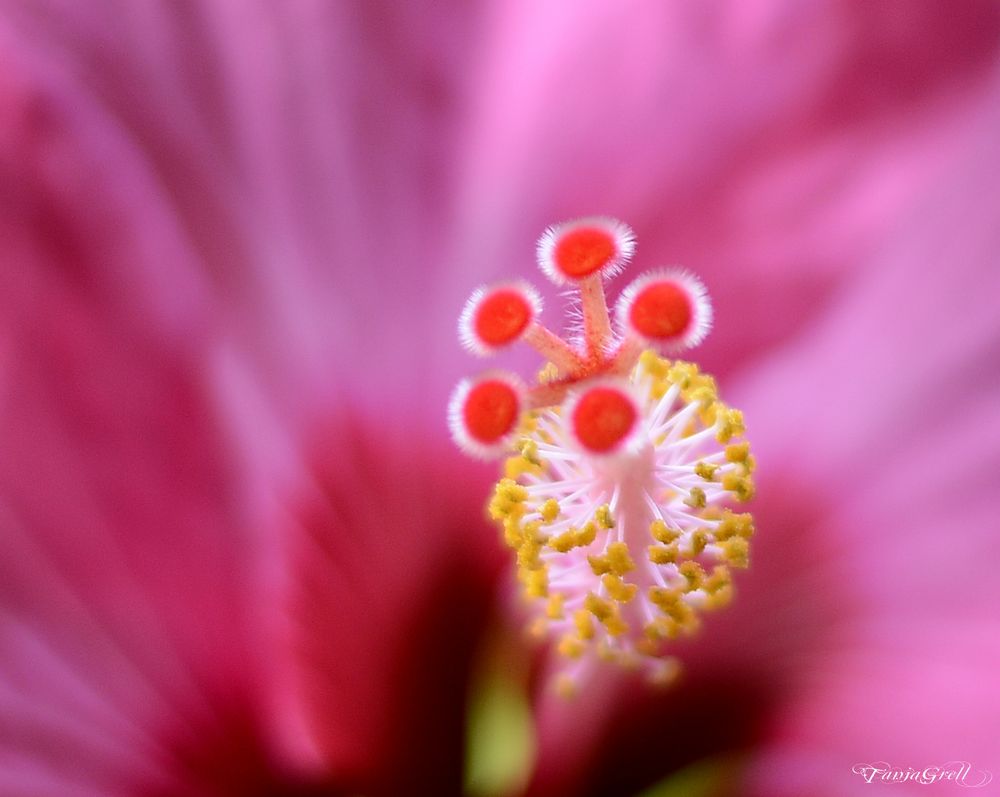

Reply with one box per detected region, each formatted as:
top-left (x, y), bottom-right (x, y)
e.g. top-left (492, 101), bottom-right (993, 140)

top-left (474, 289), bottom-right (533, 346)
top-left (572, 387), bottom-right (637, 453)
top-left (463, 380), bottom-right (520, 443)
top-left (630, 281), bottom-right (692, 339)
top-left (554, 227), bottom-right (617, 278)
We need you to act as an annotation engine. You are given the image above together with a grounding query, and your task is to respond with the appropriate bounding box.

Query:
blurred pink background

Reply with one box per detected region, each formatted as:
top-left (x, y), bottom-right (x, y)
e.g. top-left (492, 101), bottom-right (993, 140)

top-left (1, 2), bottom-right (999, 796)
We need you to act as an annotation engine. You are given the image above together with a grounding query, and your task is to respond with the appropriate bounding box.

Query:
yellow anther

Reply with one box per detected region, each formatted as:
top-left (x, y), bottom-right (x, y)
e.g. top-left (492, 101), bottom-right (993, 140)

top-left (694, 461), bottom-right (719, 481)
top-left (668, 362), bottom-right (698, 388)
top-left (550, 522), bottom-right (597, 552)
top-left (670, 602), bottom-right (700, 634)
top-left (496, 478), bottom-right (528, 501)
top-left (648, 589), bottom-right (697, 632)
top-left (716, 510), bottom-right (754, 540)
top-left (688, 529), bottom-right (708, 556)
top-left (520, 412), bottom-right (539, 434)
top-left (588, 553), bottom-right (611, 576)
top-left (650, 519), bottom-right (680, 544)
top-left (722, 472), bottom-right (755, 501)
top-left (524, 566), bottom-right (548, 598)
top-left (487, 498), bottom-right (506, 522)
top-left (720, 537), bottom-right (749, 568)
top-left (684, 487), bottom-right (707, 508)
top-left (522, 520), bottom-right (545, 543)
top-left (725, 442), bottom-right (750, 463)
top-left (594, 504), bottom-right (615, 529)
top-left (517, 539), bottom-right (543, 570)
top-left (644, 616), bottom-right (679, 641)
top-left (678, 561), bottom-right (705, 591)
top-left (699, 402), bottom-right (719, 427)
top-left (518, 438), bottom-right (541, 465)
top-left (685, 376), bottom-right (718, 408)
top-left (489, 478), bottom-right (529, 521)
top-left (648, 544), bottom-right (678, 565)
top-left (575, 522), bottom-right (597, 546)
top-left (716, 407), bottom-right (745, 443)
top-left (584, 593), bottom-right (628, 636)
top-left (602, 574), bottom-right (638, 603)
top-left (584, 592), bottom-right (612, 621)
top-left (558, 633), bottom-right (584, 659)
top-left (502, 518), bottom-right (522, 547)
top-left (706, 584), bottom-right (734, 609)
top-left (704, 565), bottom-right (732, 594)
top-left (504, 455), bottom-right (540, 479)
top-left (550, 529), bottom-right (578, 553)
top-left (546, 593), bottom-right (565, 619)
top-left (605, 541), bottom-right (636, 575)
top-left (573, 609), bottom-right (594, 640)
top-left (648, 586), bottom-right (680, 612)
top-left (695, 373), bottom-right (718, 394)
top-left (606, 614), bottom-right (628, 637)
top-left (640, 349), bottom-right (669, 378)
top-left (540, 498), bottom-right (560, 523)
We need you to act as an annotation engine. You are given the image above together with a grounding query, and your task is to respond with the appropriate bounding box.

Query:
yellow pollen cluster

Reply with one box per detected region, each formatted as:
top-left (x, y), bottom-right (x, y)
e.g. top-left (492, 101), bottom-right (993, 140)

top-left (449, 219), bottom-right (753, 693)
top-left (488, 352), bottom-right (755, 686)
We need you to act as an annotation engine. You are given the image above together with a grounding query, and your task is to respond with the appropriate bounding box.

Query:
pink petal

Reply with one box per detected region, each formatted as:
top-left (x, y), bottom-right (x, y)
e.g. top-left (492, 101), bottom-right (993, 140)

top-left (0, 9), bottom-right (324, 793)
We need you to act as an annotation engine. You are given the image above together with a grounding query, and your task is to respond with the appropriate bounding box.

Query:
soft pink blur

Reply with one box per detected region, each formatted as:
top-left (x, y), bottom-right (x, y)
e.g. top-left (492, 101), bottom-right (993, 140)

top-left (1, 2), bottom-right (999, 796)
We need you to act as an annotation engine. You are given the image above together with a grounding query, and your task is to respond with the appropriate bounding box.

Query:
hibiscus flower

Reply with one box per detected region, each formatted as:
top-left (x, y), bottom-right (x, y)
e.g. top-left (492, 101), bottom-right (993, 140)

top-left (1, 2), bottom-right (998, 797)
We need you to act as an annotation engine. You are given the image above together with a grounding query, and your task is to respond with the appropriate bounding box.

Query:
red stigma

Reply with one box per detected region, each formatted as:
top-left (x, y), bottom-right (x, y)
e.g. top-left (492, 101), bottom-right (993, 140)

top-left (555, 227), bottom-right (617, 279)
top-left (463, 380), bottom-right (520, 443)
top-left (474, 289), bottom-right (533, 346)
top-left (630, 281), bottom-right (692, 340)
top-left (572, 387), bottom-right (637, 453)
